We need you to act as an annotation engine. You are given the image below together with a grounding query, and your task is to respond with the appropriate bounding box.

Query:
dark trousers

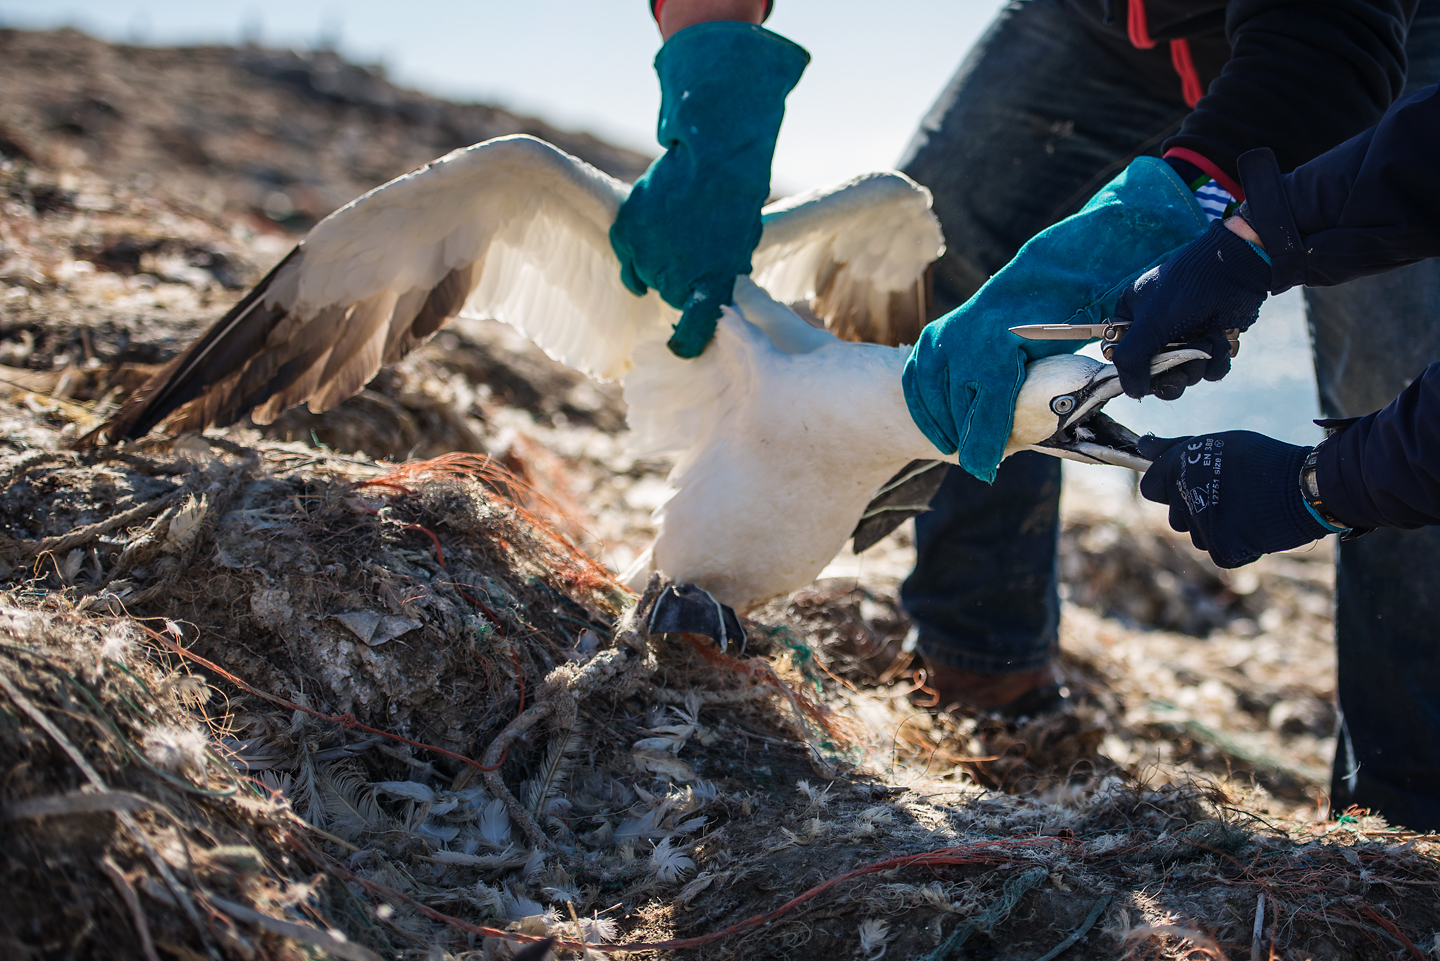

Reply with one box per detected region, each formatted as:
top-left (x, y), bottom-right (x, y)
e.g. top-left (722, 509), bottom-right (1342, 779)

top-left (1311, 262), bottom-right (1440, 828)
top-left (897, 0), bottom-right (1440, 828)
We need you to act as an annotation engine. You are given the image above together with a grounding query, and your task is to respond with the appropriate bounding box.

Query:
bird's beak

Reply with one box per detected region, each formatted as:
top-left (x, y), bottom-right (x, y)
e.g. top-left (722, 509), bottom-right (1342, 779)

top-left (1027, 347), bottom-right (1211, 471)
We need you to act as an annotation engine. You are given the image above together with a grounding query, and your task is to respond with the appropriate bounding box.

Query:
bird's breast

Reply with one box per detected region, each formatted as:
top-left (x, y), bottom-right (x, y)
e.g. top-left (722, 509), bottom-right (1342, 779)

top-left (648, 336), bottom-right (948, 611)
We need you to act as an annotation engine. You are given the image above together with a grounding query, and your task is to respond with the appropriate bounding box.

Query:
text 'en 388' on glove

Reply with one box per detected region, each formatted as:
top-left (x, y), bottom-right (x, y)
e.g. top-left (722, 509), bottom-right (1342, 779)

top-left (1111, 219), bottom-right (1273, 401)
top-left (1138, 431), bottom-right (1333, 569)
top-left (609, 22), bottom-right (808, 359)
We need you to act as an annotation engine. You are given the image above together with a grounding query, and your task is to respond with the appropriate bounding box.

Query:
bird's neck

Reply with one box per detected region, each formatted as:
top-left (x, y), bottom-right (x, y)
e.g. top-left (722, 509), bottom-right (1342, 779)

top-left (786, 340), bottom-right (957, 475)
top-left (856, 343), bottom-right (957, 466)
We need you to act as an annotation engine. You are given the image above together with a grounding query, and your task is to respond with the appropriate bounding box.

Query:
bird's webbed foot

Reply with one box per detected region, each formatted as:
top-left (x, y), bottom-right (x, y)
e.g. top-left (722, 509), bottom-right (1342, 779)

top-left (647, 582), bottom-right (747, 653)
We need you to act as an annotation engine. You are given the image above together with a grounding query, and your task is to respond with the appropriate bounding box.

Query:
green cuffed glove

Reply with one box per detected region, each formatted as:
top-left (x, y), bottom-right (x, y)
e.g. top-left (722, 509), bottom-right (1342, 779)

top-left (902, 157), bottom-right (1210, 482)
top-left (610, 22), bottom-right (808, 358)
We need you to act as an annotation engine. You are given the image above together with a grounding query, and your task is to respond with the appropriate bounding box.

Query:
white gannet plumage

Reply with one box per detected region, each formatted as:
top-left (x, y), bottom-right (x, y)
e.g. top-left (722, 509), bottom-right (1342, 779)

top-left (88, 134), bottom-right (1170, 613)
top-left (623, 309), bottom-right (1207, 610)
top-left (621, 278), bottom-right (946, 611)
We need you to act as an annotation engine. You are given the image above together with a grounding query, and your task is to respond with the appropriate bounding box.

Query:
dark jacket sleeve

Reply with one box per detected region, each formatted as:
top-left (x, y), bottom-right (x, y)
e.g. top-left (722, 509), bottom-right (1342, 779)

top-left (1318, 361), bottom-right (1440, 529)
top-left (1162, 0), bottom-right (1414, 180)
top-left (1239, 83), bottom-right (1440, 291)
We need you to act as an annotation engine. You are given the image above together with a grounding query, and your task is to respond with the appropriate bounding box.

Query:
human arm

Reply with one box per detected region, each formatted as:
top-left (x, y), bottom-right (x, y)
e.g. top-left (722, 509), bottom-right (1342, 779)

top-left (1316, 361), bottom-right (1440, 530)
top-left (1162, 0), bottom-right (1415, 189)
top-left (904, 1), bottom-right (1415, 472)
top-left (1139, 362), bottom-right (1440, 565)
top-left (1147, 1), bottom-right (1416, 282)
top-left (653, 0), bottom-right (767, 38)
top-left (1240, 83), bottom-right (1440, 291)
top-left (1112, 83), bottom-right (1440, 398)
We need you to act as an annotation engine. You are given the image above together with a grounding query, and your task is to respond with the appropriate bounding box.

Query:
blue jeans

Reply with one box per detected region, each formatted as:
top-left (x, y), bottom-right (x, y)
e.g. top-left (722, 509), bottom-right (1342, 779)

top-left (897, 0), bottom-right (1192, 673)
top-left (898, 0), bottom-right (1440, 828)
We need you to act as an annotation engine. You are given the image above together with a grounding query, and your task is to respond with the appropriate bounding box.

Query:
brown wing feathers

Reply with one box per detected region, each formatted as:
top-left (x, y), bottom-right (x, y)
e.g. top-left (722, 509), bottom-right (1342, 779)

top-left (78, 246), bottom-right (305, 445)
top-left (382, 262), bottom-right (478, 367)
top-left (812, 260), bottom-right (932, 348)
top-left (79, 247), bottom-right (481, 447)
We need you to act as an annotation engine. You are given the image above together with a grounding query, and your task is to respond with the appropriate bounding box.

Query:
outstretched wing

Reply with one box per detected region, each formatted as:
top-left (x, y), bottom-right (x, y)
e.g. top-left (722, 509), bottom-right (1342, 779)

top-left (85, 137), bottom-right (943, 447)
top-left (84, 135), bottom-right (673, 444)
top-left (752, 171), bottom-right (945, 347)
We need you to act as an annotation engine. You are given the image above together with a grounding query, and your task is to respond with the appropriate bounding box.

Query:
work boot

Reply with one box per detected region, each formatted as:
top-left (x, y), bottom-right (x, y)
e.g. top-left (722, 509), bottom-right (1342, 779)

top-left (920, 660), bottom-right (1066, 718)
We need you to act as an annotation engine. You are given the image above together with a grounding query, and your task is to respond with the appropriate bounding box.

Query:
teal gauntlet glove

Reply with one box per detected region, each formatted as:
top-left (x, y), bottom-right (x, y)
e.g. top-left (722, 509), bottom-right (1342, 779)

top-left (902, 157), bottom-right (1209, 482)
top-left (610, 22), bottom-right (808, 358)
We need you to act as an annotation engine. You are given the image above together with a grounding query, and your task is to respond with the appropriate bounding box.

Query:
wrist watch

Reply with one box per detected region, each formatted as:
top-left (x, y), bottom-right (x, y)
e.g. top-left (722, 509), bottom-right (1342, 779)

top-left (1299, 438), bottom-right (1371, 539)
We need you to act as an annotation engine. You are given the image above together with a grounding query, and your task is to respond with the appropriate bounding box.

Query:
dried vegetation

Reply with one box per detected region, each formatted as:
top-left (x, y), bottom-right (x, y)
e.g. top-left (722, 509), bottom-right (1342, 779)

top-left (3, 28), bottom-right (1440, 961)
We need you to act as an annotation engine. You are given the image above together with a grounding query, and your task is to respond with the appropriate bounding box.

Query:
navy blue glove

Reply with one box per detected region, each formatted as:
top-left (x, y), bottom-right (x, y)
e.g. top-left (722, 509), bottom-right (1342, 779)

top-left (610, 22), bottom-right (808, 358)
top-left (1138, 432), bottom-right (1333, 568)
top-left (1111, 220), bottom-right (1272, 400)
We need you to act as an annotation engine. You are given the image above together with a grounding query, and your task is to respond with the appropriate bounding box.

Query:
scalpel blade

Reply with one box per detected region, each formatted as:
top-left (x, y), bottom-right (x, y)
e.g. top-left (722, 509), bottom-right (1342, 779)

top-left (1008, 323), bottom-right (1120, 341)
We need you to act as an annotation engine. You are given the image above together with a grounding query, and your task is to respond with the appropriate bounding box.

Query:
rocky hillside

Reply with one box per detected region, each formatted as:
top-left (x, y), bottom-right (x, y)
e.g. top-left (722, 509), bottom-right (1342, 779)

top-left (0, 27), bottom-right (650, 231)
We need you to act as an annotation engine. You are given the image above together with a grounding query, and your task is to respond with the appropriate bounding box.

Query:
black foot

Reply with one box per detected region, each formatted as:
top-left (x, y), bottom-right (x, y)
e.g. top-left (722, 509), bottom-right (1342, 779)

top-left (647, 582), bottom-right (747, 653)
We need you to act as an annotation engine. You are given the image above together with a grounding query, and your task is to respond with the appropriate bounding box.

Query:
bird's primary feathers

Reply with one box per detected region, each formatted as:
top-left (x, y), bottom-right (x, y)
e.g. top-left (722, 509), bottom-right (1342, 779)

top-left (89, 135), bottom-right (943, 443)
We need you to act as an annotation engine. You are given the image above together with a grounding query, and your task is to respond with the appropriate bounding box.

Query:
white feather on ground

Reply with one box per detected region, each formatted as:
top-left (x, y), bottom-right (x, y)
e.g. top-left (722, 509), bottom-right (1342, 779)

top-left (857, 918), bottom-right (891, 959)
top-left (648, 837), bottom-right (696, 884)
top-left (142, 724), bottom-right (208, 777)
top-left (480, 797), bottom-right (514, 849)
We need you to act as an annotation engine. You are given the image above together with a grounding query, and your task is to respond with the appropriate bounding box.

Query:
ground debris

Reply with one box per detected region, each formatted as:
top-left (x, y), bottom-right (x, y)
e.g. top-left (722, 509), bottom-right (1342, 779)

top-left (4, 27), bottom-right (1440, 961)
top-left (0, 382), bottom-right (1434, 961)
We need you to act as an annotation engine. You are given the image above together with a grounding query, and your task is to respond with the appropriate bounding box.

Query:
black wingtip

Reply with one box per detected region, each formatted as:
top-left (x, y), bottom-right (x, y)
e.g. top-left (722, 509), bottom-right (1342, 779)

top-left (81, 245), bottom-right (304, 447)
top-left (851, 459), bottom-right (949, 553)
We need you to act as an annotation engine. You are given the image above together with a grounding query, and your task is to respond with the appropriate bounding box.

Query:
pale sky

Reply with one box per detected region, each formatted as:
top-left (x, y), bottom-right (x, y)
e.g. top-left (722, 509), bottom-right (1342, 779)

top-left (0, 0), bottom-right (1008, 193)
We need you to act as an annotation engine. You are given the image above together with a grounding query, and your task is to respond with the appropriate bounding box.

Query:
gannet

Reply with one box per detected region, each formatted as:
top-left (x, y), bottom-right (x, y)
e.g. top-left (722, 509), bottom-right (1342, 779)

top-left (85, 135), bottom-right (1188, 614)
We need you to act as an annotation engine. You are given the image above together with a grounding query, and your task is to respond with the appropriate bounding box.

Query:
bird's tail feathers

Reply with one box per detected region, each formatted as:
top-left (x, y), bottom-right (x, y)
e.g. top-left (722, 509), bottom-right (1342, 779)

top-left (620, 544), bottom-right (655, 594)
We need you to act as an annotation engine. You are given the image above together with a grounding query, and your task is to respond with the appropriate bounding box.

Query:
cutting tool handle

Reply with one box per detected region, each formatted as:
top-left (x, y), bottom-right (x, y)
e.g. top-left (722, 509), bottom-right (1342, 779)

top-left (1010, 321), bottom-right (1242, 360)
top-left (1097, 323), bottom-right (1241, 361)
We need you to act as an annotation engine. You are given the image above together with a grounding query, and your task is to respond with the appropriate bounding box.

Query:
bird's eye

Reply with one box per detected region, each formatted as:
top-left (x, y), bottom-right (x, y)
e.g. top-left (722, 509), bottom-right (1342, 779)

top-left (1051, 395), bottom-right (1076, 415)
